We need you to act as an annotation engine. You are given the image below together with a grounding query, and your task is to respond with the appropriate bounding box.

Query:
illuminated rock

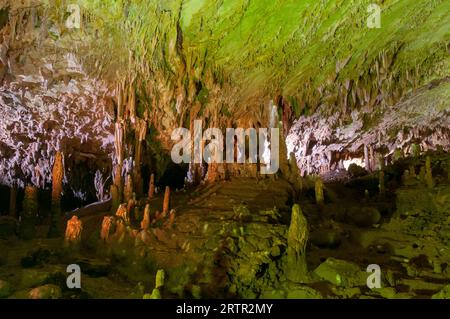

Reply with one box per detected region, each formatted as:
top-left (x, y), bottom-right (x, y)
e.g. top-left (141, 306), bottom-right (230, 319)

top-left (48, 151), bottom-right (64, 237)
top-left (115, 204), bottom-right (129, 225)
top-left (286, 204), bottom-right (309, 282)
top-left (64, 215), bottom-right (83, 244)
top-left (141, 204), bottom-right (151, 231)
top-left (100, 216), bottom-right (115, 242)
top-left (163, 186), bottom-right (170, 215)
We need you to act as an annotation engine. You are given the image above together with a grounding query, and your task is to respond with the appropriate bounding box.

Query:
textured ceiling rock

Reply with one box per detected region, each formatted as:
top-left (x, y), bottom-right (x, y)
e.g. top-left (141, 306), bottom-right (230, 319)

top-left (286, 78), bottom-right (450, 176)
top-left (0, 0), bottom-right (448, 187)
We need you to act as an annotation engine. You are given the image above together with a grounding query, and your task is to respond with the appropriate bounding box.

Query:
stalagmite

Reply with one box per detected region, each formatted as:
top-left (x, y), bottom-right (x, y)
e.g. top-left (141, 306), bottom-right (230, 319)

top-left (124, 174), bottom-right (133, 203)
top-left (48, 151), bottom-right (63, 238)
top-left (110, 184), bottom-right (120, 214)
top-left (148, 173), bottom-right (155, 199)
top-left (19, 186), bottom-right (38, 240)
top-left (163, 186), bottom-right (170, 215)
top-left (101, 216), bottom-right (115, 242)
top-left (127, 197), bottom-right (136, 219)
top-left (114, 219), bottom-right (127, 243)
top-left (379, 171), bottom-right (385, 196)
top-left (64, 216), bottom-right (83, 245)
top-left (144, 269), bottom-right (165, 299)
top-left (286, 204), bottom-right (309, 282)
top-left (169, 209), bottom-right (175, 227)
top-left (141, 204), bottom-right (151, 230)
top-left (315, 178), bottom-right (324, 206)
top-left (9, 186), bottom-right (17, 218)
top-left (115, 204), bottom-right (130, 224)
top-left (425, 156), bottom-right (433, 188)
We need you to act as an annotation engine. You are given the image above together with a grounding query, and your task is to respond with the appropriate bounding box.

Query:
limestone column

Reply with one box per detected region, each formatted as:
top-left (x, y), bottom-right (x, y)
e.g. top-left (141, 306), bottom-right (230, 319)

top-left (48, 151), bottom-right (63, 238)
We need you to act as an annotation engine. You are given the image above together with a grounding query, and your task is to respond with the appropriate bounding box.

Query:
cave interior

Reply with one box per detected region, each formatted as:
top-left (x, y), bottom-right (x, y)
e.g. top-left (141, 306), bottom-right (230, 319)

top-left (0, 0), bottom-right (449, 300)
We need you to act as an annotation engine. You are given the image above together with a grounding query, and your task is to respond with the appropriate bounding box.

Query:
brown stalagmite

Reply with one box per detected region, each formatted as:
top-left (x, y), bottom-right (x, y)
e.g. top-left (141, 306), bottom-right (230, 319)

top-left (168, 209), bottom-right (176, 228)
top-left (19, 185), bottom-right (38, 240)
top-left (124, 174), bottom-right (133, 203)
top-left (141, 204), bottom-right (151, 230)
top-left (206, 163), bottom-right (219, 182)
top-left (101, 216), bottom-right (115, 242)
top-left (64, 215), bottom-right (83, 245)
top-left (115, 204), bottom-right (129, 225)
top-left (48, 151), bottom-right (63, 238)
top-left (9, 186), bottom-right (17, 218)
top-left (163, 186), bottom-right (170, 215)
top-left (110, 184), bottom-right (120, 213)
top-left (148, 173), bottom-right (155, 199)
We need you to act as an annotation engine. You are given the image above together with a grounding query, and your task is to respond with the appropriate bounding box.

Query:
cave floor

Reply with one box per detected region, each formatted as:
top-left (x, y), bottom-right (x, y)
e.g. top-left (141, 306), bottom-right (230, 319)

top-left (1, 159), bottom-right (450, 299)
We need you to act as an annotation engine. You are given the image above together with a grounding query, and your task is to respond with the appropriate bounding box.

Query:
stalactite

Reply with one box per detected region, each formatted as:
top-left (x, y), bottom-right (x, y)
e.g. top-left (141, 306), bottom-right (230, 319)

top-left (163, 186), bottom-right (170, 215)
top-left (114, 123), bottom-right (124, 203)
top-left (116, 81), bottom-right (125, 120)
top-left (286, 204), bottom-right (309, 282)
top-left (48, 151), bottom-right (63, 238)
top-left (127, 83), bottom-right (136, 123)
top-left (364, 144), bottom-right (370, 171)
top-left (19, 186), bottom-right (38, 240)
top-left (148, 173), bottom-right (155, 199)
top-left (133, 118), bottom-right (147, 197)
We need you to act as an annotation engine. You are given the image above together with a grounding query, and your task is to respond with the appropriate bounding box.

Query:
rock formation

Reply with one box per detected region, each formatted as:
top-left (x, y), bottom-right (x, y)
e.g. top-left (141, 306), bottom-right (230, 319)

top-left (286, 204), bottom-right (309, 283)
top-left (64, 215), bottom-right (83, 245)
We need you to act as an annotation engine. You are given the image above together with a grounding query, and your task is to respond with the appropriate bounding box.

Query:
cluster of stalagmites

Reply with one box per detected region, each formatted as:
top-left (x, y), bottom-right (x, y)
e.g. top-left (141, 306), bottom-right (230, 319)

top-left (5, 145), bottom-right (177, 249)
top-left (99, 180), bottom-right (176, 246)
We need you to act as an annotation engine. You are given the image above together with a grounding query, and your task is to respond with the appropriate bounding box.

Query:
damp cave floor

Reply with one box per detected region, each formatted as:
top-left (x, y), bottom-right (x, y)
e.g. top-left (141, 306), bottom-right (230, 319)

top-left (1, 172), bottom-right (450, 299)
